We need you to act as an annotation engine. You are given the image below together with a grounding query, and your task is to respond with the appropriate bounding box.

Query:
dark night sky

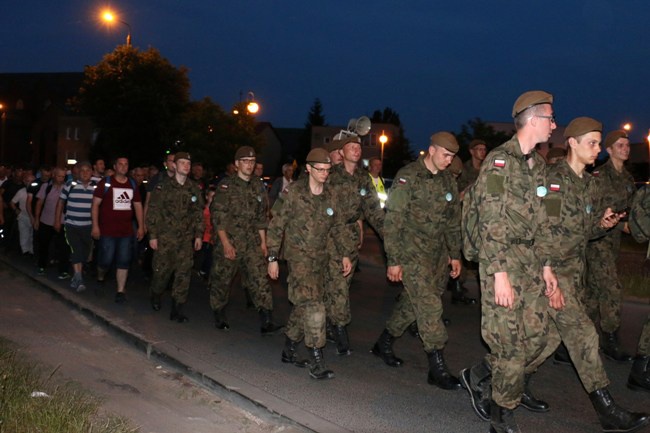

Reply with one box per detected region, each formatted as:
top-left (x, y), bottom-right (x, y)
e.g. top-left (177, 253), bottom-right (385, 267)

top-left (2, 1), bottom-right (649, 150)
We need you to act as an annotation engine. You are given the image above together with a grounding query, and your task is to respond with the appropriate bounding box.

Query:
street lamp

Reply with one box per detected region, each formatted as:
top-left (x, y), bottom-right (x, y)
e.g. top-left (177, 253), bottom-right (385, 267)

top-left (379, 130), bottom-right (388, 175)
top-left (623, 122), bottom-right (632, 132)
top-left (101, 9), bottom-right (132, 46)
top-left (246, 92), bottom-right (259, 115)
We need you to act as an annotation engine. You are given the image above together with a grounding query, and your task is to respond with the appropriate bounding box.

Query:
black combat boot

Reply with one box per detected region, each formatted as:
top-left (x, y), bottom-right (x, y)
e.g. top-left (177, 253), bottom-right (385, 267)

top-left (259, 309), bottom-right (282, 336)
top-left (308, 347), bottom-right (334, 380)
top-left (627, 355), bottom-right (650, 393)
top-left (213, 309), bottom-right (230, 330)
top-left (281, 336), bottom-right (308, 368)
top-left (489, 400), bottom-right (521, 433)
top-left (371, 329), bottom-right (403, 367)
top-left (520, 374), bottom-right (549, 412)
top-left (602, 330), bottom-right (633, 362)
top-left (150, 293), bottom-right (162, 311)
top-left (460, 360), bottom-right (491, 421)
top-left (552, 343), bottom-right (572, 366)
top-left (589, 388), bottom-right (650, 432)
top-left (169, 299), bottom-right (189, 323)
top-left (426, 348), bottom-right (461, 390)
top-left (334, 325), bottom-right (352, 356)
top-left (449, 279), bottom-right (477, 305)
top-left (406, 321), bottom-right (420, 338)
top-left (326, 319), bottom-right (336, 343)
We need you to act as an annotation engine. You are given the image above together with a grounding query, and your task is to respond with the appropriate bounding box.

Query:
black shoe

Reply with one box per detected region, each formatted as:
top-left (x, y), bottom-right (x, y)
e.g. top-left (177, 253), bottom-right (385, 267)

top-left (627, 356), bottom-right (650, 393)
top-left (281, 337), bottom-right (309, 368)
top-left (489, 401), bottom-right (521, 433)
top-left (460, 366), bottom-right (490, 421)
top-left (520, 374), bottom-right (549, 413)
top-left (259, 309), bottom-right (282, 336)
top-left (602, 331), bottom-right (634, 363)
top-left (426, 349), bottom-right (461, 390)
top-left (213, 309), bottom-right (230, 330)
top-left (151, 294), bottom-right (162, 311)
top-left (449, 280), bottom-right (477, 305)
top-left (115, 292), bottom-right (127, 304)
top-left (371, 329), bottom-right (403, 367)
top-left (333, 325), bottom-right (352, 356)
top-left (308, 347), bottom-right (334, 380)
top-left (406, 321), bottom-right (420, 338)
top-left (170, 300), bottom-right (189, 323)
top-left (326, 320), bottom-right (337, 343)
top-left (589, 388), bottom-right (650, 433)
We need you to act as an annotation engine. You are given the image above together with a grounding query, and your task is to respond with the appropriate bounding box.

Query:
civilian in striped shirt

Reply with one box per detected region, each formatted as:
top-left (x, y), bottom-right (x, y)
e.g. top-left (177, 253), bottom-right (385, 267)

top-left (55, 161), bottom-right (96, 292)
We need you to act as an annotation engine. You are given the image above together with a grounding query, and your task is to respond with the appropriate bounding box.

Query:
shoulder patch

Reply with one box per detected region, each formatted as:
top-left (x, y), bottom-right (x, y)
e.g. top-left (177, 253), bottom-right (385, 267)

top-left (486, 174), bottom-right (505, 194)
top-left (592, 170), bottom-right (600, 177)
top-left (220, 184), bottom-right (229, 190)
top-left (398, 178), bottom-right (407, 185)
top-left (549, 183), bottom-right (561, 192)
top-left (493, 159), bottom-right (506, 168)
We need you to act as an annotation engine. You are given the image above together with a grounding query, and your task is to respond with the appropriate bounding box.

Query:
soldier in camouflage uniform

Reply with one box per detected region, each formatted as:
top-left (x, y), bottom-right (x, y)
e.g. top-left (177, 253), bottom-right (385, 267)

top-left (586, 129), bottom-right (636, 362)
top-left (209, 146), bottom-right (281, 335)
top-left (371, 131), bottom-right (462, 390)
top-left (267, 148), bottom-right (354, 380)
top-left (627, 185), bottom-right (650, 393)
top-left (147, 152), bottom-right (204, 323)
top-left (528, 117), bottom-right (647, 432)
top-left (459, 91), bottom-right (559, 433)
top-left (457, 139), bottom-right (487, 194)
top-left (324, 134), bottom-right (384, 356)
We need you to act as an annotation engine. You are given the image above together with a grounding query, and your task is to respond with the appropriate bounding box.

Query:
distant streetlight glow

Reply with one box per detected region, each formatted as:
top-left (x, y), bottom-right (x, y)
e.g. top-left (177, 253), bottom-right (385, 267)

top-left (100, 8), bottom-right (132, 46)
top-left (379, 130), bottom-right (388, 176)
top-left (623, 122), bottom-right (632, 131)
top-left (246, 91), bottom-right (259, 115)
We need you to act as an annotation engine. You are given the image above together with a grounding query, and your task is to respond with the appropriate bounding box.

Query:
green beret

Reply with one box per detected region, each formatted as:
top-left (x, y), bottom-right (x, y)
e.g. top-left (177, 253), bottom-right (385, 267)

top-left (430, 131), bottom-right (459, 153)
top-left (512, 90), bottom-right (554, 118)
top-left (306, 148), bottom-right (332, 164)
top-left (563, 117), bottom-right (602, 139)
top-left (235, 146), bottom-right (256, 160)
top-left (604, 129), bottom-right (629, 148)
top-left (174, 152), bottom-right (191, 163)
top-left (449, 156), bottom-right (463, 176)
top-left (469, 139), bottom-right (486, 150)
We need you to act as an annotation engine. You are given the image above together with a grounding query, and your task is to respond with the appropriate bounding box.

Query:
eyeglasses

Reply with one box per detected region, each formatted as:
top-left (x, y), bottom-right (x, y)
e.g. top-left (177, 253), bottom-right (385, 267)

top-left (309, 164), bottom-right (331, 174)
top-left (535, 114), bottom-right (556, 124)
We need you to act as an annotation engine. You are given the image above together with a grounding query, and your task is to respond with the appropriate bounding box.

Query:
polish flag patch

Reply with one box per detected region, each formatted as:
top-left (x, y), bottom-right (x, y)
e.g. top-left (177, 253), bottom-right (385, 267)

top-left (220, 184), bottom-right (229, 190)
top-left (398, 178), bottom-right (407, 185)
top-left (550, 183), bottom-right (561, 192)
top-left (494, 159), bottom-right (506, 168)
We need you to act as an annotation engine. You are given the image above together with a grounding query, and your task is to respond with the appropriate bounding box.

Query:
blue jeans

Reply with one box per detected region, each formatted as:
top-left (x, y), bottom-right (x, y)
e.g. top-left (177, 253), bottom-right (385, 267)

top-left (98, 236), bottom-right (132, 270)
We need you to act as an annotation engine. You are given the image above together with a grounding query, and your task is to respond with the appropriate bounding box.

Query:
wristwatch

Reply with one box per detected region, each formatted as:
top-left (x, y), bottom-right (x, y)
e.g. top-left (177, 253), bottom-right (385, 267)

top-left (267, 255), bottom-right (278, 263)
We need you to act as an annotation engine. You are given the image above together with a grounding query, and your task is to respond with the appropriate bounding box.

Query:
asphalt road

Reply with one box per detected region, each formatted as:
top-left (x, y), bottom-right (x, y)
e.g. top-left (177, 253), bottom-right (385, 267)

top-left (1, 231), bottom-right (648, 433)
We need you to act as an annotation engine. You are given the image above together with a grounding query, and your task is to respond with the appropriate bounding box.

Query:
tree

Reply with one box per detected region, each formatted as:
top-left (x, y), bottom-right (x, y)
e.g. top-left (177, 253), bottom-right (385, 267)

top-left (455, 117), bottom-right (513, 162)
top-left (177, 97), bottom-right (260, 175)
top-left (77, 46), bottom-right (190, 165)
top-left (296, 98), bottom-right (326, 164)
top-left (370, 107), bottom-right (415, 177)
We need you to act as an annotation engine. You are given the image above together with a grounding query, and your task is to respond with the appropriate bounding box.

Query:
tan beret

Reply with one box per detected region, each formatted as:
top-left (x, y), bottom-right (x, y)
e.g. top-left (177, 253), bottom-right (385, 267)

top-left (563, 117), bottom-right (602, 139)
top-left (306, 147), bottom-right (332, 164)
top-left (429, 131), bottom-right (459, 153)
top-left (604, 130), bottom-right (629, 148)
top-left (545, 147), bottom-right (566, 160)
top-left (235, 146), bottom-right (256, 160)
top-left (449, 156), bottom-right (463, 176)
top-left (174, 151), bottom-right (191, 163)
top-left (512, 90), bottom-right (554, 118)
top-left (469, 139), bottom-right (486, 150)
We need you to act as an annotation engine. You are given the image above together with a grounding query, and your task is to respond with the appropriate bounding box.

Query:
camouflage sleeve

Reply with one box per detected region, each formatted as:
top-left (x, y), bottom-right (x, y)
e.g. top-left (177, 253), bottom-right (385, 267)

top-left (267, 192), bottom-right (288, 257)
top-left (629, 185), bottom-right (650, 243)
top-left (146, 185), bottom-right (162, 239)
top-left (444, 178), bottom-right (462, 260)
top-left (384, 170), bottom-right (411, 267)
top-left (211, 180), bottom-right (231, 233)
top-left (476, 154), bottom-right (511, 275)
top-left (331, 190), bottom-right (357, 259)
top-left (360, 175), bottom-right (385, 238)
top-left (193, 185), bottom-right (205, 239)
top-left (254, 181), bottom-right (269, 231)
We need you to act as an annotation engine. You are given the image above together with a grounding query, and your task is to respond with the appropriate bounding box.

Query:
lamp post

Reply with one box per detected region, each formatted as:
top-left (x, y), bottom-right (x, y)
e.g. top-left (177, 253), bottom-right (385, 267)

top-left (101, 9), bottom-right (132, 46)
top-left (379, 130), bottom-right (388, 176)
top-left (246, 91), bottom-right (259, 115)
top-left (623, 122), bottom-right (632, 132)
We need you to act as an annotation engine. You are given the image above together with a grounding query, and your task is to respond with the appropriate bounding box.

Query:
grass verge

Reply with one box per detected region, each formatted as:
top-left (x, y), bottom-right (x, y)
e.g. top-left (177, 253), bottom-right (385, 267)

top-left (0, 338), bottom-right (138, 433)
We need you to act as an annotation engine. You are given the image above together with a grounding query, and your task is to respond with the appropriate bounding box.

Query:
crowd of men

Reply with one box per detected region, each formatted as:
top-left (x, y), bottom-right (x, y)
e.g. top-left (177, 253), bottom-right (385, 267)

top-left (1, 89), bottom-right (649, 432)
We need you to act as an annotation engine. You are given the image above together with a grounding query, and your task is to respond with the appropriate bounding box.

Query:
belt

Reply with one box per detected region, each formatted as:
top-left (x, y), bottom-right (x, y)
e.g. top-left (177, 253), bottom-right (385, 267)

top-left (510, 238), bottom-right (535, 246)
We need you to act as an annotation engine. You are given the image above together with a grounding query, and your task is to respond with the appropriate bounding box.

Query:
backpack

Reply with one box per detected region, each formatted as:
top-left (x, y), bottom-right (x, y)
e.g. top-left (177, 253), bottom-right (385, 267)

top-left (461, 181), bottom-right (481, 262)
top-left (103, 176), bottom-right (137, 196)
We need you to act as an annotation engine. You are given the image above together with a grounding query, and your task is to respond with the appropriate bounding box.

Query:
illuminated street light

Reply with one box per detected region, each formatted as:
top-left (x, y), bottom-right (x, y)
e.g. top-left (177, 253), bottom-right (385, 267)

top-left (101, 9), bottom-right (132, 46)
top-left (623, 122), bottom-right (632, 132)
top-left (246, 91), bottom-right (259, 115)
top-left (379, 130), bottom-right (388, 176)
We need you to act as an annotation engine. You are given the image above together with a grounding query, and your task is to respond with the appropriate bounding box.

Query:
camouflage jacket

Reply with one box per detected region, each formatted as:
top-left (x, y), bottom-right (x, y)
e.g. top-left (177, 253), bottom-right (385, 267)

top-left (327, 163), bottom-right (384, 239)
top-left (475, 135), bottom-right (553, 275)
top-left (589, 159), bottom-right (636, 245)
top-left (211, 175), bottom-right (268, 242)
top-left (457, 159), bottom-right (480, 193)
top-left (267, 177), bottom-right (354, 261)
top-left (629, 185), bottom-right (650, 243)
top-left (146, 176), bottom-right (204, 240)
top-left (384, 155), bottom-right (461, 266)
top-left (543, 160), bottom-right (607, 264)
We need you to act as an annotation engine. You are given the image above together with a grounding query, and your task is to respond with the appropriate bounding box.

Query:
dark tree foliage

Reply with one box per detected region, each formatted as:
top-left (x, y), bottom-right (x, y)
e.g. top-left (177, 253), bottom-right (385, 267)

top-left (297, 98), bottom-right (326, 164)
top-left (77, 46), bottom-right (190, 165)
top-left (455, 117), bottom-right (513, 162)
top-left (370, 107), bottom-right (415, 177)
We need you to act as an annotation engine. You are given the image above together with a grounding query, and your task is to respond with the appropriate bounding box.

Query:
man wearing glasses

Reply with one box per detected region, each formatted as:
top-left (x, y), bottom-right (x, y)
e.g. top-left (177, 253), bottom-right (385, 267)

top-left (208, 146), bottom-right (281, 335)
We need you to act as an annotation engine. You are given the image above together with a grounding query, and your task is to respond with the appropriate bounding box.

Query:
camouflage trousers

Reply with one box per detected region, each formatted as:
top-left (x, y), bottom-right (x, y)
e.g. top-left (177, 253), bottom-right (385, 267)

top-left (386, 255), bottom-right (448, 352)
top-left (323, 250), bottom-right (359, 327)
top-left (479, 266), bottom-right (548, 409)
top-left (208, 237), bottom-right (273, 311)
top-left (585, 240), bottom-right (622, 333)
top-left (285, 258), bottom-right (328, 348)
top-left (527, 263), bottom-right (609, 393)
top-left (638, 316), bottom-right (650, 356)
top-left (150, 237), bottom-right (194, 303)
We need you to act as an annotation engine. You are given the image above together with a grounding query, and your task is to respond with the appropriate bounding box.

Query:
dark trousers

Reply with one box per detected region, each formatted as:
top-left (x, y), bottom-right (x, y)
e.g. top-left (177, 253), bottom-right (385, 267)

top-left (37, 223), bottom-right (70, 273)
